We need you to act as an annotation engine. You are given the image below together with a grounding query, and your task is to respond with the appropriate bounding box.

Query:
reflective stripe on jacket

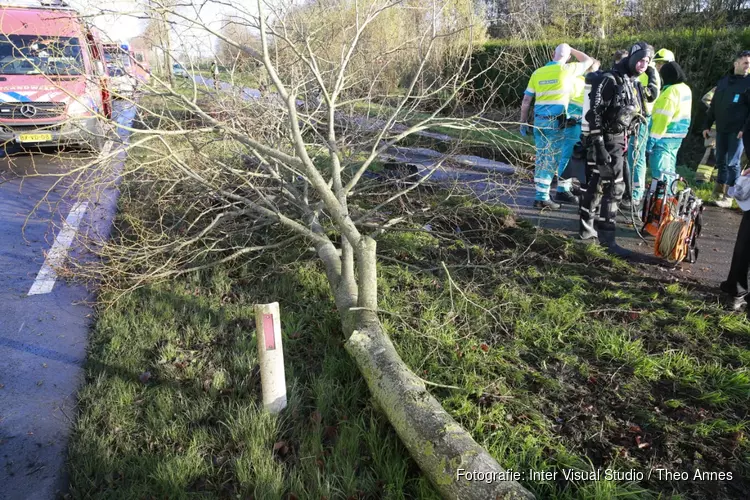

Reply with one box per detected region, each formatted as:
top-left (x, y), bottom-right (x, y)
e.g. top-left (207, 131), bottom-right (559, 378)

top-left (567, 76), bottom-right (585, 120)
top-left (650, 82), bottom-right (692, 140)
top-left (525, 61), bottom-right (587, 117)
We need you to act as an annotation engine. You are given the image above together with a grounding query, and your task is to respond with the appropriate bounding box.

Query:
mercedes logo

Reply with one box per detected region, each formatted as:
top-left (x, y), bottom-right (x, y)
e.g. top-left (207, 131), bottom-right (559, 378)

top-left (19, 104), bottom-right (37, 118)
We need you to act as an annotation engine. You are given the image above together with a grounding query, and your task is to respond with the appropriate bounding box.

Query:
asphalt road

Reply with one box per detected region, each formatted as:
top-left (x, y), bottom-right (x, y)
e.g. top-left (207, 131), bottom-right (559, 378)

top-left (426, 164), bottom-right (740, 287)
top-left (506, 182), bottom-right (741, 287)
top-left (0, 100), bottom-right (135, 500)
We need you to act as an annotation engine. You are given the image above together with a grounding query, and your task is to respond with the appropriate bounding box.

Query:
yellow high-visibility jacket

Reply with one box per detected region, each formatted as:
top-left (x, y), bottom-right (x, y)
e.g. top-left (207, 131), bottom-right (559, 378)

top-left (649, 82), bottom-right (692, 141)
top-left (524, 61), bottom-right (587, 118)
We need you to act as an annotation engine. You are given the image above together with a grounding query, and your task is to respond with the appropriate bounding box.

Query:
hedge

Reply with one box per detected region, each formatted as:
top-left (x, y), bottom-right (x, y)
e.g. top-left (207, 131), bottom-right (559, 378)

top-left (467, 28), bottom-right (750, 165)
top-left (470, 27), bottom-right (750, 121)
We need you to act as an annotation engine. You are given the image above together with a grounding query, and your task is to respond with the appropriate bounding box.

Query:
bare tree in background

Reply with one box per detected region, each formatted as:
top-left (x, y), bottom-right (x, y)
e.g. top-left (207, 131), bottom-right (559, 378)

top-left (484, 0), bottom-right (750, 38)
top-left (60, 0), bottom-right (535, 497)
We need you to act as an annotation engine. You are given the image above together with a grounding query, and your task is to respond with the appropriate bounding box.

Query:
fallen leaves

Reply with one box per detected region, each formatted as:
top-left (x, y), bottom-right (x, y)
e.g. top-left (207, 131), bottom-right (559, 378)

top-left (322, 425), bottom-right (339, 446)
top-left (627, 424), bottom-right (650, 449)
top-left (273, 440), bottom-right (290, 458)
top-left (635, 435), bottom-right (650, 449)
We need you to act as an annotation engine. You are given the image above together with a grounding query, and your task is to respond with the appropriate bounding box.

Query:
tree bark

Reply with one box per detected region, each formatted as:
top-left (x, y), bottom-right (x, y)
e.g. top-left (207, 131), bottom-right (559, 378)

top-left (345, 311), bottom-right (534, 500)
top-left (356, 236), bottom-right (378, 312)
top-left (345, 239), bottom-right (534, 499)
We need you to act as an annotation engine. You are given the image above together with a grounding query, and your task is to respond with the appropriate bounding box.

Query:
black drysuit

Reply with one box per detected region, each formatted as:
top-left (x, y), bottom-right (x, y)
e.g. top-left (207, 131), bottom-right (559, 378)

top-left (579, 60), bottom-right (645, 243)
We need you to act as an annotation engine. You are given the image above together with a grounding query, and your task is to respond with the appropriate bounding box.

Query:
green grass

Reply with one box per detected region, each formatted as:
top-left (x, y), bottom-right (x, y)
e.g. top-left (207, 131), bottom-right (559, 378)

top-left (676, 163), bottom-right (717, 203)
top-left (67, 135), bottom-right (750, 499)
top-left (68, 262), bottom-right (440, 499)
top-left (372, 197), bottom-right (750, 499)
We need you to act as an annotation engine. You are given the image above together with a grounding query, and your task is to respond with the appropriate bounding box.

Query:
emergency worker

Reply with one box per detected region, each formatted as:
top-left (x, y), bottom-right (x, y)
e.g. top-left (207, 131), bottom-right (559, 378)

top-left (652, 49), bottom-right (675, 72)
top-left (646, 61), bottom-right (692, 187)
top-left (520, 43), bottom-right (593, 209)
top-left (623, 44), bottom-right (660, 209)
top-left (558, 59), bottom-right (600, 199)
top-left (702, 50), bottom-right (750, 208)
top-left (579, 42), bottom-right (652, 256)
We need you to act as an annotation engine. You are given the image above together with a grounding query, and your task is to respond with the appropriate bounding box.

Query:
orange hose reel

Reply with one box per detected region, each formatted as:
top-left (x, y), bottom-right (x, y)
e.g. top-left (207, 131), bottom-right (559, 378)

top-left (642, 178), bottom-right (703, 264)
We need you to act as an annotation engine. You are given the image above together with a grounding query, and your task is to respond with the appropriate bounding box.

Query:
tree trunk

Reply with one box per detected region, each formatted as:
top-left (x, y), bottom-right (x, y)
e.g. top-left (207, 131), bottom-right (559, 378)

top-left (163, 11), bottom-right (174, 89)
top-left (343, 239), bottom-right (534, 500)
top-left (345, 312), bottom-right (534, 500)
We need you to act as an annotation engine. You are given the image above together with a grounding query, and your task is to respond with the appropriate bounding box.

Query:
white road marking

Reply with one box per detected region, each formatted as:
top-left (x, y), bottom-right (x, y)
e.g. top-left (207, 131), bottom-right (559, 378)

top-left (27, 140), bottom-right (114, 296)
top-left (28, 201), bottom-right (89, 296)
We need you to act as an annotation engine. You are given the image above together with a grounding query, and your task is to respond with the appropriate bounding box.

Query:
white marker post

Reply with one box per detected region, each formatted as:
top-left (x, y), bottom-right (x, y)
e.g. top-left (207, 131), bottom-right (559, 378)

top-left (254, 302), bottom-right (287, 413)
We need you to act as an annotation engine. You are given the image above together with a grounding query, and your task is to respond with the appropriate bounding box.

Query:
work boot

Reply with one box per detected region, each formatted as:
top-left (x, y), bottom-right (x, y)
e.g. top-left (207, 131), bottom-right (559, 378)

top-left (597, 228), bottom-right (633, 258)
top-left (533, 199), bottom-right (561, 210)
top-left (715, 185), bottom-right (734, 208)
top-left (723, 294), bottom-right (748, 312)
top-left (719, 281), bottom-right (748, 311)
top-left (710, 183), bottom-right (726, 206)
top-left (554, 190), bottom-right (579, 204)
top-left (579, 219), bottom-right (598, 240)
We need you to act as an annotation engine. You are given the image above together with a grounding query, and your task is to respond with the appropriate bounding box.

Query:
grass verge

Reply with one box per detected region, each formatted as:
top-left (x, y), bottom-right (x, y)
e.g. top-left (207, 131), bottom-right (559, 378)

top-left (67, 133), bottom-right (749, 500)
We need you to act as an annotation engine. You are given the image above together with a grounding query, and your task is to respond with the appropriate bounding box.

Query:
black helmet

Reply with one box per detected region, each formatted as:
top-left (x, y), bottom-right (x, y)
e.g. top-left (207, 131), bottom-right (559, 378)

top-left (627, 42), bottom-right (654, 74)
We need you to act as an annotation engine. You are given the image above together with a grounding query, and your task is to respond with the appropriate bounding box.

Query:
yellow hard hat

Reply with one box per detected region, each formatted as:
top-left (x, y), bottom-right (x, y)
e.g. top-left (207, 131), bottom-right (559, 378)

top-left (653, 48), bottom-right (675, 63)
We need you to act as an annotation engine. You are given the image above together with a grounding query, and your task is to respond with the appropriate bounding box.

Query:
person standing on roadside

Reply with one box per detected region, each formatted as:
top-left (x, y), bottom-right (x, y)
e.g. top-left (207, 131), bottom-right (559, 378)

top-left (557, 58), bottom-right (601, 198)
top-left (211, 60), bottom-right (220, 90)
top-left (702, 50), bottom-right (750, 208)
top-left (720, 169), bottom-right (750, 311)
top-left (622, 45), bottom-right (661, 210)
top-left (646, 61), bottom-right (692, 188)
top-left (578, 42), bottom-right (652, 257)
top-left (519, 43), bottom-right (593, 209)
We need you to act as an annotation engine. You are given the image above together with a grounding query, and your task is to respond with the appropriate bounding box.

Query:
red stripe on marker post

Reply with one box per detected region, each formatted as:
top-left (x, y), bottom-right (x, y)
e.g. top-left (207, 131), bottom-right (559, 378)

top-left (254, 302), bottom-right (287, 414)
top-left (263, 313), bottom-right (276, 350)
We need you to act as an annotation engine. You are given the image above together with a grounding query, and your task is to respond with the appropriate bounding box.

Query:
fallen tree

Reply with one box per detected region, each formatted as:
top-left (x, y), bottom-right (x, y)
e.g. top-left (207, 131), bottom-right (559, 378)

top-left (73, 0), bottom-right (535, 497)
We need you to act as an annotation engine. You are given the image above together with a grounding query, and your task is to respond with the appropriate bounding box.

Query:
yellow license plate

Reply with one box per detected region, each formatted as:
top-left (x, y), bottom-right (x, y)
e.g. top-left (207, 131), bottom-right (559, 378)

top-left (18, 133), bottom-right (53, 143)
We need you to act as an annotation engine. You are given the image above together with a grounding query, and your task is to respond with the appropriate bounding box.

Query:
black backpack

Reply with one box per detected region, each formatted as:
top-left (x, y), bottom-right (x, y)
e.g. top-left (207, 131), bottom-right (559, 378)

top-left (585, 69), bottom-right (639, 134)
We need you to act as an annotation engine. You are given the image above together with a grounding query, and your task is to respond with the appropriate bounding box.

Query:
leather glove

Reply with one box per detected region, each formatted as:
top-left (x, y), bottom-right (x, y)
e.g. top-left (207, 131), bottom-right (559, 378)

top-left (520, 124), bottom-right (531, 137)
